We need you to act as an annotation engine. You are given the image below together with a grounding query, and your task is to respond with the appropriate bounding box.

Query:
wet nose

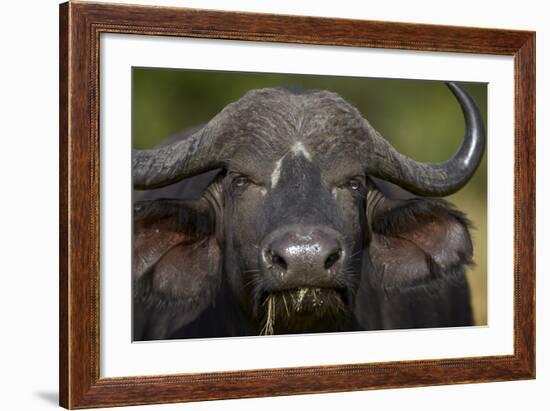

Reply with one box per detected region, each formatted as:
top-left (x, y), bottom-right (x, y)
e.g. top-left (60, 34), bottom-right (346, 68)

top-left (261, 226), bottom-right (343, 288)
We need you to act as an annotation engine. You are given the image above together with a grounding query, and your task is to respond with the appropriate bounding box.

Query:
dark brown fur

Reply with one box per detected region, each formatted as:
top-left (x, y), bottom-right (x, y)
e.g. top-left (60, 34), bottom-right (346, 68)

top-left (133, 90), bottom-right (475, 340)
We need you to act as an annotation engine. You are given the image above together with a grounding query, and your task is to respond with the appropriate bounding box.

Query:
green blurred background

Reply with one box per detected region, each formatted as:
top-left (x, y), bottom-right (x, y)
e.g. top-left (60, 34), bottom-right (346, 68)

top-left (133, 68), bottom-right (487, 326)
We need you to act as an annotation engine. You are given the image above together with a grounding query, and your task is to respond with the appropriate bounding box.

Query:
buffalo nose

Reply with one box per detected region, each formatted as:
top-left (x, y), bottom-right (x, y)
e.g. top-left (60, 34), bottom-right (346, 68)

top-left (262, 226), bottom-right (344, 287)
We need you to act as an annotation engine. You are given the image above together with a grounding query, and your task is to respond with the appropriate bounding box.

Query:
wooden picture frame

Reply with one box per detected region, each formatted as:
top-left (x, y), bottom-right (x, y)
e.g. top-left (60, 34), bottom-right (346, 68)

top-left (59, 1), bottom-right (535, 408)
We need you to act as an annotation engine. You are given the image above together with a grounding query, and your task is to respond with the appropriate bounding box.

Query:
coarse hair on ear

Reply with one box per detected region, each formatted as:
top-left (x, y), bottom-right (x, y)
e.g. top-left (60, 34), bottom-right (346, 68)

top-left (368, 195), bottom-right (474, 294)
top-left (133, 179), bottom-right (223, 340)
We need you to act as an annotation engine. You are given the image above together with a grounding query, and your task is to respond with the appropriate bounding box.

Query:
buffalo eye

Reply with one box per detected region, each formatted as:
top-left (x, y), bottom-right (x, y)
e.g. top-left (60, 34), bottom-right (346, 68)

top-left (341, 177), bottom-right (365, 193)
top-left (347, 179), bottom-right (361, 191)
top-left (234, 176), bottom-right (249, 187)
top-left (336, 177), bottom-right (366, 197)
top-left (230, 175), bottom-right (253, 194)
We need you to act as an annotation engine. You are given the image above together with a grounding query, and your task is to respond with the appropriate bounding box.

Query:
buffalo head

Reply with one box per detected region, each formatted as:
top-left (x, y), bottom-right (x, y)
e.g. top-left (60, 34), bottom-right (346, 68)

top-left (133, 82), bottom-right (484, 339)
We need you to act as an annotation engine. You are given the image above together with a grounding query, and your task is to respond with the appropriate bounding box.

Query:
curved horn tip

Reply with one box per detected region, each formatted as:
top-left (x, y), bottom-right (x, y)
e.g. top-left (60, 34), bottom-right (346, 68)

top-left (445, 81), bottom-right (476, 101)
top-left (365, 80), bottom-right (486, 197)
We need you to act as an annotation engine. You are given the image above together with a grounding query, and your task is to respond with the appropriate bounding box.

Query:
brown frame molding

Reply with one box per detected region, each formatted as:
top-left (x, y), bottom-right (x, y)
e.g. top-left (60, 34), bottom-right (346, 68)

top-left (59, 1), bottom-right (535, 408)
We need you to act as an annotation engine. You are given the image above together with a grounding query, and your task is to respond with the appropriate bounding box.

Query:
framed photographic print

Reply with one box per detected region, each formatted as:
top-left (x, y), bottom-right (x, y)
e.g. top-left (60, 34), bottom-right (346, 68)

top-left (59, 1), bottom-right (535, 408)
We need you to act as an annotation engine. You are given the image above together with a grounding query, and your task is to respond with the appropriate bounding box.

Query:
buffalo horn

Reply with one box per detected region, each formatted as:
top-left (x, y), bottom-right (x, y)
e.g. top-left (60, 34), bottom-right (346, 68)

top-left (364, 82), bottom-right (485, 196)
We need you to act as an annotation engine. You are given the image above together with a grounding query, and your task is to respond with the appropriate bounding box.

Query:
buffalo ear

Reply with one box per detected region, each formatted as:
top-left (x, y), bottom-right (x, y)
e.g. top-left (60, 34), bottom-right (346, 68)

top-left (133, 196), bottom-right (222, 340)
top-left (368, 197), bottom-right (473, 291)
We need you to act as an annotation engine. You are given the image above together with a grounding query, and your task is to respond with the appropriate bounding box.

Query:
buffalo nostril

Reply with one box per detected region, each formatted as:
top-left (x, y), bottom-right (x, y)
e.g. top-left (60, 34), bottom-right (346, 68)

top-left (270, 251), bottom-right (288, 271)
top-left (324, 249), bottom-right (341, 270)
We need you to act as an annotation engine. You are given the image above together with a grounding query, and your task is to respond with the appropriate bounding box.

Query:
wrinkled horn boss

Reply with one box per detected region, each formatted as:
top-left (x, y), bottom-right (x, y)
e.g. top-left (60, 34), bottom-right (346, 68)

top-left (133, 82), bottom-right (485, 196)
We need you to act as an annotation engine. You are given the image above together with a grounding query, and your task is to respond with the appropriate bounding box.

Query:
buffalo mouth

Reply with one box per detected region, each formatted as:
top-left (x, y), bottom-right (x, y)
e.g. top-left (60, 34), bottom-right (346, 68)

top-left (258, 287), bottom-right (351, 335)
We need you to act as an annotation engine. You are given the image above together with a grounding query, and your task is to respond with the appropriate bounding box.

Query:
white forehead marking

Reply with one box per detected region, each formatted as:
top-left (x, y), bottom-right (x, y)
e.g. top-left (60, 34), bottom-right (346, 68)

top-left (291, 141), bottom-right (312, 161)
top-left (271, 158), bottom-right (283, 188)
top-left (271, 142), bottom-right (312, 188)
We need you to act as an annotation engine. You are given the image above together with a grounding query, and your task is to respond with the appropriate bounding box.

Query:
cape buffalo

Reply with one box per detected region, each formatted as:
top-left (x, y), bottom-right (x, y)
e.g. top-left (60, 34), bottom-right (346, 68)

top-left (133, 82), bottom-right (485, 340)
